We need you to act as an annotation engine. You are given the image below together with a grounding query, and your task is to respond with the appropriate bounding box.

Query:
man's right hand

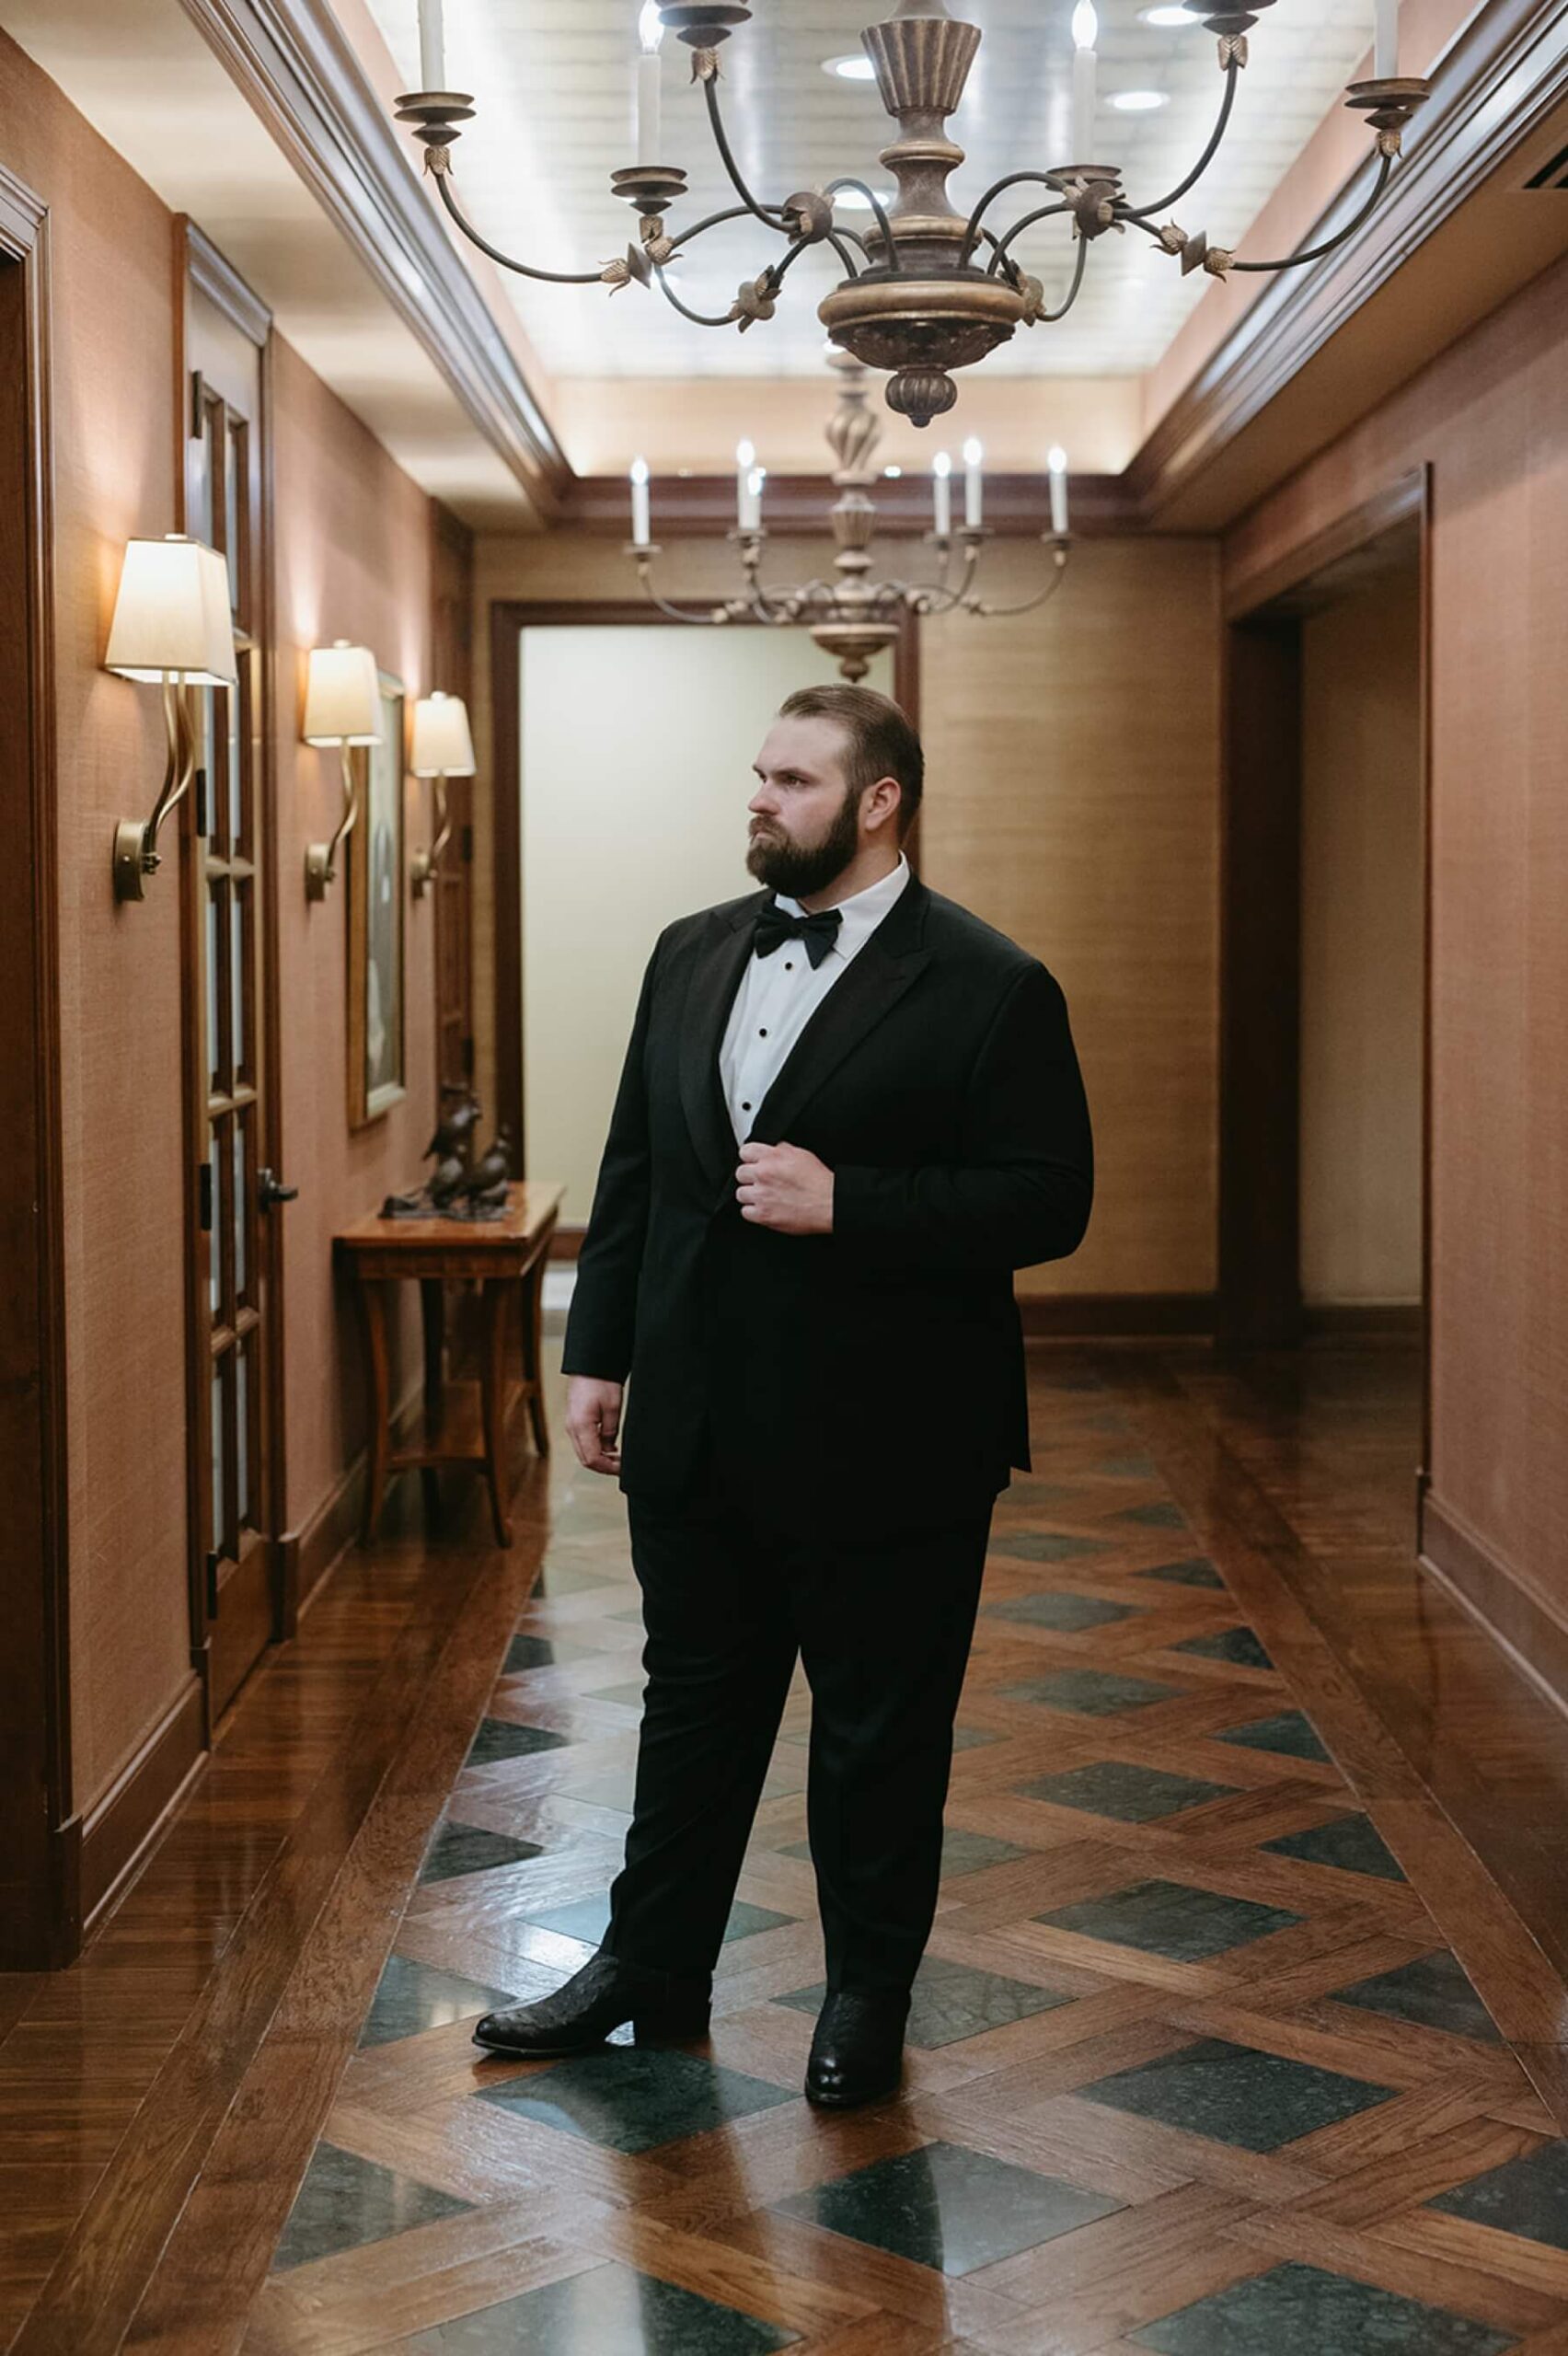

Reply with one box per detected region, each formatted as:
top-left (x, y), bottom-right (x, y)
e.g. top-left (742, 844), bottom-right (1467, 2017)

top-left (566, 1377), bottom-right (625, 1476)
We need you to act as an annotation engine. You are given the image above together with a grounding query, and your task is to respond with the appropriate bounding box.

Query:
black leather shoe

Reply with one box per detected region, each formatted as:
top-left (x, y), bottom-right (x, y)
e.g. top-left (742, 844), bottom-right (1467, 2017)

top-left (804, 1988), bottom-right (911, 2108)
top-left (471, 1948), bottom-right (712, 2058)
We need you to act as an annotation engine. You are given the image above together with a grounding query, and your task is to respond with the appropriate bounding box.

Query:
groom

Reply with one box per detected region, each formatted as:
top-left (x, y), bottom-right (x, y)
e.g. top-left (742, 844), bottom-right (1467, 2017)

top-left (474, 683), bottom-right (1093, 2106)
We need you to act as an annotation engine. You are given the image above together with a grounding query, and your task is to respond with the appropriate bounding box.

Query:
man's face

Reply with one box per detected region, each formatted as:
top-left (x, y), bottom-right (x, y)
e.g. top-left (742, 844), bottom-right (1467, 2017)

top-left (746, 715), bottom-right (863, 898)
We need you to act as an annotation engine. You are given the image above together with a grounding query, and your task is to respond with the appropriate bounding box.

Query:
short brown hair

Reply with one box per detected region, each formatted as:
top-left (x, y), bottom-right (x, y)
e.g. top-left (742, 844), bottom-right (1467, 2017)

top-left (778, 684), bottom-right (924, 837)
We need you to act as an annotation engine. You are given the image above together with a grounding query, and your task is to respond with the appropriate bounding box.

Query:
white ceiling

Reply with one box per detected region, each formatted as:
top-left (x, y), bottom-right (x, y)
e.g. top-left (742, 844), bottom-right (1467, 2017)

top-left (363, 0), bottom-right (1380, 378)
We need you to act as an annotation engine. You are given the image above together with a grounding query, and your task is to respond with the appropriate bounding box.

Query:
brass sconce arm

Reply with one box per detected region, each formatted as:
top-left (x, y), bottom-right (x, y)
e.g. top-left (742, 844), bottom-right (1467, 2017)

top-left (410, 773), bottom-right (453, 896)
top-left (305, 742), bottom-right (361, 901)
top-left (112, 674), bottom-right (197, 903)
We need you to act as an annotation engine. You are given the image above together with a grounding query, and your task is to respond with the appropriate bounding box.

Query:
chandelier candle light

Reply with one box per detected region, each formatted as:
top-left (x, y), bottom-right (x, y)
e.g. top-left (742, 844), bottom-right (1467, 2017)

top-left (397, 0), bottom-right (1430, 430)
top-left (623, 352), bottom-right (1073, 679)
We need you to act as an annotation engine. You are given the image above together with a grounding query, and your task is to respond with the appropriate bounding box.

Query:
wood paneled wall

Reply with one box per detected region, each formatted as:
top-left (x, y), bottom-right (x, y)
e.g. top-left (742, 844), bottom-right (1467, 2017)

top-left (1225, 248), bottom-right (1568, 1657)
top-left (470, 529), bottom-right (1223, 1310)
top-left (0, 34), bottom-right (443, 1910)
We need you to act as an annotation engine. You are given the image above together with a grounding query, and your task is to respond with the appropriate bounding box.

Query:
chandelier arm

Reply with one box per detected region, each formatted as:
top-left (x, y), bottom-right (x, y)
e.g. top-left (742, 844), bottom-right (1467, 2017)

top-left (976, 229), bottom-right (1026, 289)
top-left (821, 180), bottom-right (903, 270)
top-left (667, 202), bottom-right (776, 255)
top-left (959, 173), bottom-right (1063, 269)
top-left (653, 265), bottom-right (745, 326)
top-left (702, 75), bottom-right (792, 235)
top-left (1229, 151), bottom-right (1395, 270)
top-left (965, 548), bottom-right (1071, 620)
top-left (1119, 58), bottom-right (1241, 223)
top-left (430, 168), bottom-right (604, 284)
top-left (826, 230), bottom-right (864, 278)
top-left (992, 200), bottom-right (1069, 267)
top-left (1035, 231), bottom-right (1090, 323)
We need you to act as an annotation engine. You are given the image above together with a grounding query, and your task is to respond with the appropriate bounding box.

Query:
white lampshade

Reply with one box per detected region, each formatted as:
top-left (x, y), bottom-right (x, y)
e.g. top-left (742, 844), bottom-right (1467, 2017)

top-left (303, 640), bottom-right (382, 745)
top-left (410, 690), bottom-right (476, 777)
top-left (104, 536), bottom-right (236, 686)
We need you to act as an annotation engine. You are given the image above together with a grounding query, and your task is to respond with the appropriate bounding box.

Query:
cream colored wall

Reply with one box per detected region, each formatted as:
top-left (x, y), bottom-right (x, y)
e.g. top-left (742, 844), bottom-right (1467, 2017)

top-left (1299, 571), bottom-right (1424, 1308)
top-left (518, 624), bottom-right (892, 1223)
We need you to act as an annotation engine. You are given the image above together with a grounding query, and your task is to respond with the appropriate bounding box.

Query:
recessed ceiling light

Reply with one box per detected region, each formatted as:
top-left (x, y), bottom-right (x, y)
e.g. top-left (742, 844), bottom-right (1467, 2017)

top-left (1110, 88), bottom-right (1171, 111)
top-left (831, 185), bottom-right (895, 212)
top-left (883, 465), bottom-right (903, 479)
top-left (823, 52), bottom-right (877, 81)
top-left (1140, 4), bottom-right (1199, 23)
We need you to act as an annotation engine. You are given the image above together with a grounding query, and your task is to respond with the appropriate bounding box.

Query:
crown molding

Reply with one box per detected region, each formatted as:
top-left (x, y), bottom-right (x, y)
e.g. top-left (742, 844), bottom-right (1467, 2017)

top-left (179, 0), bottom-right (571, 516)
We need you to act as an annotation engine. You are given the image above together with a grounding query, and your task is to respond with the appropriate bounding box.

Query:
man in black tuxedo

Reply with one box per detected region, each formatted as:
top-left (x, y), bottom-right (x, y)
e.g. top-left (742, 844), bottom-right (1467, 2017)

top-left (475, 684), bottom-right (1092, 2105)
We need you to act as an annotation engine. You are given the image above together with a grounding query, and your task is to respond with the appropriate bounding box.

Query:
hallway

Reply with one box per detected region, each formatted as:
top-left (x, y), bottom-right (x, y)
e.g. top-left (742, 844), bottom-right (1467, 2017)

top-left (9, 1345), bottom-right (1568, 2353)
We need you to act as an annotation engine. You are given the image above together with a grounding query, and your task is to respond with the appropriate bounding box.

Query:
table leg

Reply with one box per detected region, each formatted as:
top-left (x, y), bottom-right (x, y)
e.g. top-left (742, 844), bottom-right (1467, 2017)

top-left (419, 1276), bottom-right (445, 1524)
top-left (522, 1259), bottom-right (550, 1456)
top-left (479, 1276), bottom-right (513, 1548)
top-left (357, 1277), bottom-right (392, 1545)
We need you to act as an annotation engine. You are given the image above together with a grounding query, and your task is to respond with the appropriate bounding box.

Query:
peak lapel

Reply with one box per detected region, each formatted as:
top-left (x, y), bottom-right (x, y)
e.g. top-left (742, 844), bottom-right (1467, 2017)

top-left (748, 874), bottom-right (933, 1149)
top-left (678, 899), bottom-right (763, 1195)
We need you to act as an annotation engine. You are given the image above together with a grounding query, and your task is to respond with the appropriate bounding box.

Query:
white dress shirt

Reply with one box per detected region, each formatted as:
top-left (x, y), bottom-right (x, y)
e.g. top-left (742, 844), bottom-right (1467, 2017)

top-left (720, 851), bottom-right (912, 1144)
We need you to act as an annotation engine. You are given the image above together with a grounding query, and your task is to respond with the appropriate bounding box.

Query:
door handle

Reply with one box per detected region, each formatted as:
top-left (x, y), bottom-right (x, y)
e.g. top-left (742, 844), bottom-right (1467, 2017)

top-left (258, 1167), bottom-right (299, 1211)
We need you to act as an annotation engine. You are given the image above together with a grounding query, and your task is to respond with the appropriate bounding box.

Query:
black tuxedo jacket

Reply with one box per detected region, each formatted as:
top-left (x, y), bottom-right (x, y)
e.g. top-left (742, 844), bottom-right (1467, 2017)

top-left (560, 871), bottom-right (1093, 1533)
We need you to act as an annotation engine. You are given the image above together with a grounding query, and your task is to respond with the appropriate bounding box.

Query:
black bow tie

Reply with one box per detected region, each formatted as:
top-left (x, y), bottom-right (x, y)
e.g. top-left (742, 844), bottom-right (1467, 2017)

top-left (754, 904), bottom-right (843, 970)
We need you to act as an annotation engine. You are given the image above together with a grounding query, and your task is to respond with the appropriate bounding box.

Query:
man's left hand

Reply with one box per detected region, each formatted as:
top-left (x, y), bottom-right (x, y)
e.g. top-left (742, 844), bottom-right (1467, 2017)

top-left (736, 1140), bottom-right (834, 1234)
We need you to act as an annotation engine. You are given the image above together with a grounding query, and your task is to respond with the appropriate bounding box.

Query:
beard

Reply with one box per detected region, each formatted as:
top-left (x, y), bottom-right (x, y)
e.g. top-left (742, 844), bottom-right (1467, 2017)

top-left (745, 782), bottom-right (862, 900)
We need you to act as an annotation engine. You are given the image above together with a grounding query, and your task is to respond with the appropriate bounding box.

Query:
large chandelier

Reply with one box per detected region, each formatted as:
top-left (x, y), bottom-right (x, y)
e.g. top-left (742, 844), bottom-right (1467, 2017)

top-left (621, 352), bottom-right (1072, 680)
top-left (394, 0), bottom-right (1432, 429)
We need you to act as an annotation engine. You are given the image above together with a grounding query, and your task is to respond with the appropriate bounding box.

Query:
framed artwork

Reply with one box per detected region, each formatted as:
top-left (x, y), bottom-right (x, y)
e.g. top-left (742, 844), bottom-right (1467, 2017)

top-left (348, 668), bottom-right (407, 1126)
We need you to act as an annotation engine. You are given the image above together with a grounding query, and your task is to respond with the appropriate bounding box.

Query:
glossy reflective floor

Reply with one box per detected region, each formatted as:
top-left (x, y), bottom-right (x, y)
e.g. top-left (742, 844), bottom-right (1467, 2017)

top-left (8, 1342), bottom-right (1568, 2355)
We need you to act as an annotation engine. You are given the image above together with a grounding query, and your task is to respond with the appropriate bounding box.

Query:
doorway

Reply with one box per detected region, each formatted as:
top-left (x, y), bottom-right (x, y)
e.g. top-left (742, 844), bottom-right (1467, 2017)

top-left (1220, 470), bottom-right (1430, 1460)
top-left (490, 609), bottom-right (908, 1235)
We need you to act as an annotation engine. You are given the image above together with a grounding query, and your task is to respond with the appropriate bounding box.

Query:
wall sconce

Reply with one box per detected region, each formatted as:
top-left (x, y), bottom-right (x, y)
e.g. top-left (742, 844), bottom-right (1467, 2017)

top-left (303, 640), bottom-right (381, 901)
top-left (409, 691), bottom-right (476, 897)
top-left (104, 536), bottom-right (236, 902)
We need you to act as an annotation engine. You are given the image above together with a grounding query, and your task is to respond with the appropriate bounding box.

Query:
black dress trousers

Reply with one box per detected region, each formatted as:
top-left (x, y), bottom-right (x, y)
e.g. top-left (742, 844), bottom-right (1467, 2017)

top-left (599, 1444), bottom-right (995, 1997)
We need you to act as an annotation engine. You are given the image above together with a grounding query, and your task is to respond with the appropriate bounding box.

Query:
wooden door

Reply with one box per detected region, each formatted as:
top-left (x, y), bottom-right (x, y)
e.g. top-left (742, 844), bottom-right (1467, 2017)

top-left (181, 243), bottom-right (285, 1719)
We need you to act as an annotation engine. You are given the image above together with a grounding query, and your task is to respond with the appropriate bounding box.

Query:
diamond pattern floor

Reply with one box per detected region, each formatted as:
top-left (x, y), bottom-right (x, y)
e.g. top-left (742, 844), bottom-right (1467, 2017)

top-left (249, 1358), bottom-right (1568, 2355)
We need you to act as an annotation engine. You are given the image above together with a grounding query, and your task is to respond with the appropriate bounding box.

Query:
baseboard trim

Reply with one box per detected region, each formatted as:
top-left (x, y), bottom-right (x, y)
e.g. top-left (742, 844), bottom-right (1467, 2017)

top-left (281, 1380), bottom-right (426, 1622)
top-left (1419, 1484), bottom-right (1568, 1723)
top-left (1304, 1302), bottom-right (1424, 1342)
top-left (1020, 1292), bottom-right (1217, 1337)
top-left (78, 1674), bottom-right (208, 1934)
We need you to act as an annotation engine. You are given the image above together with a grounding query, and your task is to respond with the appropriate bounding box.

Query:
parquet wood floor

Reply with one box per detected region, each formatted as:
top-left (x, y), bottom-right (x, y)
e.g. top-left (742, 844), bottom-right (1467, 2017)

top-left (7, 1344), bottom-right (1568, 2355)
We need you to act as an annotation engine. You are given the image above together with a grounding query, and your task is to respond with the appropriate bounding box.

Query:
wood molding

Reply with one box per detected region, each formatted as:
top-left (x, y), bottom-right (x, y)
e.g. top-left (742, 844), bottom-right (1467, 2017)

top-left (487, 595), bottom-right (922, 1158)
top-left (279, 1378), bottom-right (424, 1624)
top-left (1130, 0), bottom-right (1568, 523)
top-left (183, 217), bottom-right (271, 345)
top-left (1303, 1303), bottom-right (1424, 1342)
top-left (78, 1677), bottom-right (208, 1933)
top-left (1020, 1293), bottom-right (1216, 1338)
top-left (178, 0), bottom-right (569, 514)
top-left (1225, 470), bottom-right (1427, 621)
top-left (0, 167), bottom-right (75, 1970)
top-left (1420, 1484), bottom-right (1568, 1725)
top-left (559, 469), bottom-right (1140, 539)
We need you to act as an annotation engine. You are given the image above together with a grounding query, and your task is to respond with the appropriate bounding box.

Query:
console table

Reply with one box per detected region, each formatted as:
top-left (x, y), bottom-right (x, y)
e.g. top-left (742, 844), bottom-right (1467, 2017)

top-left (335, 1181), bottom-right (564, 1548)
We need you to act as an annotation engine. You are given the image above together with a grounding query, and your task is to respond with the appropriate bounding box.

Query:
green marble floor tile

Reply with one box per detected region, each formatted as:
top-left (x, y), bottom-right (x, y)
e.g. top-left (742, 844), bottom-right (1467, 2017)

top-left (502, 1634), bottom-right (576, 1673)
top-left (1262, 1815), bottom-right (1406, 1881)
top-left (1135, 1557), bottom-right (1226, 1590)
top-left (1117, 1502), bottom-right (1188, 1530)
top-left (530, 1558), bottom-right (620, 1595)
top-left (397, 2261), bottom-right (800, 2352)
top-left (1216, 1709), bottom-right (1332, 1762)
top-left (771, 2139), bottom-right (1123, 2275)
top-left (418, 1819), bottom-right (544, 1885)
top-left (1080, 2037), bottom-right (1397, 2153)
top-left (1094, 1454), bottom-right (1158, 1479)
top-left (1174, 1625), bottom-right (1274, 1670)
top-left (939, 1826), bottom-right (1034, 1876)
top-left (465, 1717), bottom-right (571, 1767)
top-left (1334, 1951), bottom-right (1503, 2043)
top-left (776, 1954), bottom-right (1076, 2050)
top-left (587, 1680), bottom-right (648, 1707)
top-left (1428, 2139), bottom-right (1568, 2248)
top-left (1033, 1877), bottom-right (1300, 1961)
top-left (990, 1530), bottom-right (1118, 1565)
top-left (270, 2142), bottom-right (471, 2271)
top-left (525, 1893), bottom-right (794, 1948)
top-left (475, 2045), bottom-right (795, 2154)
top-left (997, 1668), bottom-right (1184, 1716)
top-left (1017, 1761), bottom-right (1240, 1824)
top-left (984, 1590), bottom-right (1140, 1634)
top-left (1133, 2259), bottom-right (1513, 2354)
top-left (359, 1955), bottom-right (518, 2049)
